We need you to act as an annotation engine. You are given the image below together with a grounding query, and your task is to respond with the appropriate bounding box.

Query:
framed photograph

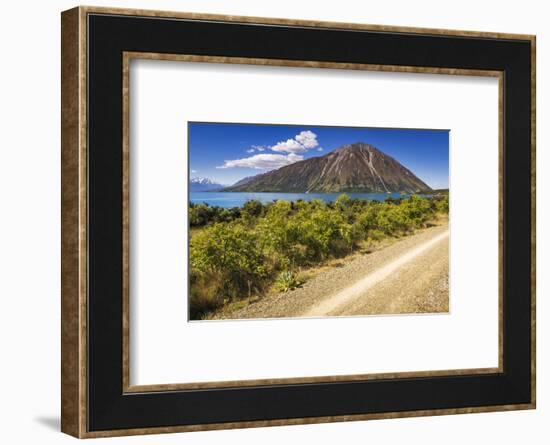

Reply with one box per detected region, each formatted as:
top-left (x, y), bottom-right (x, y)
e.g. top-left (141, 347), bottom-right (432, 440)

top-left (61, 6), bottom-right (536, 438)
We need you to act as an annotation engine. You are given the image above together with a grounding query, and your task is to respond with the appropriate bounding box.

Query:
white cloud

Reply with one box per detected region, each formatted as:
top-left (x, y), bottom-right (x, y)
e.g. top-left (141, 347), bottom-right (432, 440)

top-left (295, 130), bottom-right (319, 149)
top-left (317, 147), bottom-right (324, 152)
top-left (218, 131), bottom-right (320, 171)
top-left (271, 130), bottom-right (319, 154)
top-left (246, 145), bottom-right (267, 153)
top-left (271, 138), bottom-right (305, 154)
top-left (191, 169), bottom-right (197, 173)
top-left (217, 153), bottom-right (303, 170)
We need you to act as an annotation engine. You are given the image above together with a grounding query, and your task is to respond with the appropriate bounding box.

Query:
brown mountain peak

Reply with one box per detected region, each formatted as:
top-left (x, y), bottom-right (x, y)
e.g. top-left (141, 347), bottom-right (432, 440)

top-left (224, 142), bottom-right (431, 193)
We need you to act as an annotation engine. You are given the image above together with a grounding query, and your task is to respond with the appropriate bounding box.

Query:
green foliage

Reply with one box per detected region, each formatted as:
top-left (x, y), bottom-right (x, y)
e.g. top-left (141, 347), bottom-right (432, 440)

top-left (334, 193), bottom-right (352, 210)
top-left (275, 270), bottom-right (302, 293)
top-left (189, 194), bottom-right (447, 319)
top-left (241, 199), bottom-right (264, 218)
top-left (189, 222), bottom-right (268, 318)
top-left (434, 195), bottom-right (449, 213)
top-left (189, 203), bottom-right (241, 227)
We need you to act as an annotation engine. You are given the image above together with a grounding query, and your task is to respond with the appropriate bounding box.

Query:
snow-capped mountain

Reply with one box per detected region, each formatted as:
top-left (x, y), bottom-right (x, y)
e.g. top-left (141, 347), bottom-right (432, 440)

top-left (189, 177), bottom-right (225, 191)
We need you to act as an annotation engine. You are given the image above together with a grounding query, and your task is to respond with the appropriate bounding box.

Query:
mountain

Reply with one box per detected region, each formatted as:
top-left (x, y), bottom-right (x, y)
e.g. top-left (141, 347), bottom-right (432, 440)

top-left (223, 142), bottom-right (431, 193)
top-left (190, 177), bottom-right (225, 192)
top-left (229, 172), bottom-right (267, 188)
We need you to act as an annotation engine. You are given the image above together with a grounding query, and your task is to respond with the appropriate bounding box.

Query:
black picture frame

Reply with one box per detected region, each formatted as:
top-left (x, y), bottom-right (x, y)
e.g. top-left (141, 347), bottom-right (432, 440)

top-left (61, 6), bottom-right (535, 438)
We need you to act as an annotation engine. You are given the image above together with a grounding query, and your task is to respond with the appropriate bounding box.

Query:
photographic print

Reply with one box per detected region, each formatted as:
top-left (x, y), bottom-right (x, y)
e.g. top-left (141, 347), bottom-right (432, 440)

top-left (188, 122), bottom-right (449, 320)
top-left (189, 123), bottom-right (449, 321)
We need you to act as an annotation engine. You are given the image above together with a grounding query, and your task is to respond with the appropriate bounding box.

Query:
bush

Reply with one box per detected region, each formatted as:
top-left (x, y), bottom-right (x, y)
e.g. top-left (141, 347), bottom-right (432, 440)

top-left (241, 199), bottom-right (264, 218)
top-left (190, 222), bottom-right (267, 302)
top-left (434, 195), bottom-right (449, 213)
top-left (275, 270), bottom-right (302, 293)
top-left (189, 271), bottom-right (226, 319)
top-left (189, 203), bottom-right (241, 227)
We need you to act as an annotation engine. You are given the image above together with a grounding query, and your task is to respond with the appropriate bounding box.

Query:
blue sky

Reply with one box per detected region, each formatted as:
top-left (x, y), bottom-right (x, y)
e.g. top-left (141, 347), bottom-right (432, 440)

top-left (189, 122), bottom-right (449, 189)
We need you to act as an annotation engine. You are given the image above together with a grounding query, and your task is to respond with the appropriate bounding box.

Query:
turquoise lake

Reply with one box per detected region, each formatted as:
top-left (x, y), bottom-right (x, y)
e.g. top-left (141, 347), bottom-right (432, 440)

top-left (190, 192), bottom-right (425, 208)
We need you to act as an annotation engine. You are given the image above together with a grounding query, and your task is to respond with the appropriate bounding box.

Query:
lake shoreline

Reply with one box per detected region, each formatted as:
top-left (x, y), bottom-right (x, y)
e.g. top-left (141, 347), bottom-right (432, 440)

top-left (190, 191), bottom-right (436, 209)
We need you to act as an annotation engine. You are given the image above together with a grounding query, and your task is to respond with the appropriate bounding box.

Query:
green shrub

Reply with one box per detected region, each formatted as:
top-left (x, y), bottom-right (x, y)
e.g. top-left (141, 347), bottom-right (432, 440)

top-left (241, 199), bottom-right (264, 219)
top-left (435, 195), bottom-right (449, 213)
top-left (189, 203), bottom-right (241, 227)
top-left (190, 222), bottom-right (267, 302)
top-left (275, 270), bottom-right (302, 293)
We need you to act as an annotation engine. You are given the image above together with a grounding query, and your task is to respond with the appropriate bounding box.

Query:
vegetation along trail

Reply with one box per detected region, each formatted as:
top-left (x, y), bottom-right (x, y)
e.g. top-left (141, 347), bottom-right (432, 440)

top-left (191, 194), bottom-right (450, 320)
top-left (219, 221), bottom-right (449, 319)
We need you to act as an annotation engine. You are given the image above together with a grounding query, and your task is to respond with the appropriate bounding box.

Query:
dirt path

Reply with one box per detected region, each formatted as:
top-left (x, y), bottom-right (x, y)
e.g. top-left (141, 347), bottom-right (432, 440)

top-left (212, 221), bottom-right (449, 320)
top-left (303, 228), bottom-right (448, 316)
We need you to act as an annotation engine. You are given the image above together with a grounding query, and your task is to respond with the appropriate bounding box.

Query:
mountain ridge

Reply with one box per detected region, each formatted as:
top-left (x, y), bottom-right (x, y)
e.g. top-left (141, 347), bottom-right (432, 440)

top-left (223, 142), bottom-right (431, 193)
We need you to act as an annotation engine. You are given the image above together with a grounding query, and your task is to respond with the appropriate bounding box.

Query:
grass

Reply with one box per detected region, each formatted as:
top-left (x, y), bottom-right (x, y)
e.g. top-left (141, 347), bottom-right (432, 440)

top-left (275, 270), bottom-right (303, 292)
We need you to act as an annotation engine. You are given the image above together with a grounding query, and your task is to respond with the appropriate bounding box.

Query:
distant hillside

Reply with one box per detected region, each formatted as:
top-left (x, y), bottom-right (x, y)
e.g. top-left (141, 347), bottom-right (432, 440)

top-left (190, 177), bottom-right (224, 192)
top-left (224, 142), bottom-right (431, 193)
top-left (229, 172), bottom-right (267, 188)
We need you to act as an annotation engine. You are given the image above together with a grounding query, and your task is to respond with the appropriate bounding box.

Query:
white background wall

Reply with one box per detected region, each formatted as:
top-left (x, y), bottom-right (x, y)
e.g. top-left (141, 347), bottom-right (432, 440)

top-left (0, 1), bottom-right (546, 443)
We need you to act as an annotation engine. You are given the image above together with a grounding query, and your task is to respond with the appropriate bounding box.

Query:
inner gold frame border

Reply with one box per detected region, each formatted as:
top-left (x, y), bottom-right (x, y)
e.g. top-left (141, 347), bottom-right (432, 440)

top-left (61, 5), bottom-right (536, 438)
top-left (121, 52), bottom-right (505, 393)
